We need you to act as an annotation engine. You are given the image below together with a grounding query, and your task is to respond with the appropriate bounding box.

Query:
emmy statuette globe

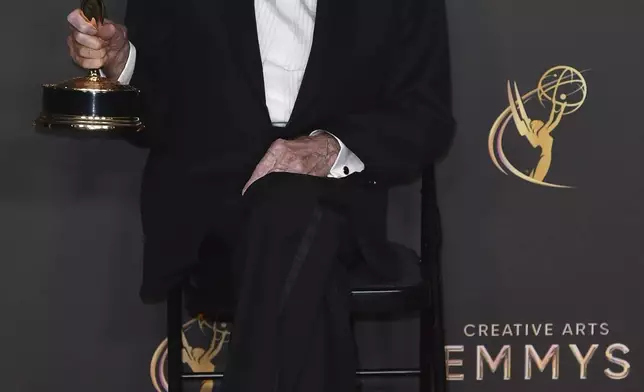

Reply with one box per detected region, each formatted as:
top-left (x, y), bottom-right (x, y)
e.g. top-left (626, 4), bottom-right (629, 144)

top-left (34, 0), bottom-right (143, 137)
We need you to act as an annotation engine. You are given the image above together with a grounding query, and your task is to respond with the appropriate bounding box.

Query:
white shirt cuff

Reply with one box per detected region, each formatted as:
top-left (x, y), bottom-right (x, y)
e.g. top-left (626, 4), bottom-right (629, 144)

top-left (98, 42), bottom-right (136, 85)
top-left (310, 130), bottom-right (365, 178)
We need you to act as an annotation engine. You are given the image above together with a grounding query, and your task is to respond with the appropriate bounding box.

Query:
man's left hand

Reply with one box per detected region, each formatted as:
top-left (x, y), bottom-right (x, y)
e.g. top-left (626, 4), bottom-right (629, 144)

top-left (242, 133), bottom-right (340, 194)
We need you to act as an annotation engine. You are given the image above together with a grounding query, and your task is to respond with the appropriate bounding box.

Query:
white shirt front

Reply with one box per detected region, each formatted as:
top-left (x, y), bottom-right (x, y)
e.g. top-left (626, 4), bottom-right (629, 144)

top-left (113, 0), bottom-right (364, 178)
top-left (255, 0), bottom-right (315, 125)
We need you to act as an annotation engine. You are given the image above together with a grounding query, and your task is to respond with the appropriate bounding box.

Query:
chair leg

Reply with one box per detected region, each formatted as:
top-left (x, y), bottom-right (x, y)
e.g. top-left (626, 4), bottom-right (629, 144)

top-left (167, 287), bottom-right (183, 392)
top-left (350, 318), bottom-right (363, 392)
top-left (420, 306), bottom-right (447, 392)
top-left (421, 170), bottom-right (447, 392)
top-left (419, 308), bottom-right (432, 392)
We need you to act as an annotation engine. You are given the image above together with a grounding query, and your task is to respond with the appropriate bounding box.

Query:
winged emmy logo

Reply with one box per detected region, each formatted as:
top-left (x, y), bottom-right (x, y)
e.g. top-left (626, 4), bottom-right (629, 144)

top-left (489, 66), bottom-right (588, 188)
top-left (150, 316), bottom-right (231, 392)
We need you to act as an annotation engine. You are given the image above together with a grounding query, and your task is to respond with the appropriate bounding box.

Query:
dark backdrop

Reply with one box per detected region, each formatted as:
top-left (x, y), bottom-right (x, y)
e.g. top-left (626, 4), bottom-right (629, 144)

top-left (1, 0), bottom-right (642, 391)
top-left (438, 0), bottom-right (643, 391)
top-left (1, 1), bottom-right (163, 390)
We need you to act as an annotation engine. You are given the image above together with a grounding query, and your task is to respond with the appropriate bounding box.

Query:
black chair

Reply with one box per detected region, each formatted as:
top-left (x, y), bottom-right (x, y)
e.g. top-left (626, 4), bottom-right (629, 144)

top-left (165, 170), bottom-right (446, 392)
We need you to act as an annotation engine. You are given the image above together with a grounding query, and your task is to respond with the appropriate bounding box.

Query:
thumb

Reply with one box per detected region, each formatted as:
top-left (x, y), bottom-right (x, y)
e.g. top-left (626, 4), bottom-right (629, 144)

top-left (96, 22), bottom-right (117, 41)
top-left (68, 8), bottom-right (97, 35)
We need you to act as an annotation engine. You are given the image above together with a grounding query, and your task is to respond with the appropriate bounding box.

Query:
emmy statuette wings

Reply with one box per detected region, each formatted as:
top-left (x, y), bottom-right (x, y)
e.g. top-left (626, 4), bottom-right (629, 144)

top-left (34, 0), bottom-right (143, 137)
top-left (490, 66), bottom-right (587, 188)
top-left (80, 0), bottom-right (106, 27)
top-left (507, 81), bottom-right (538, 148)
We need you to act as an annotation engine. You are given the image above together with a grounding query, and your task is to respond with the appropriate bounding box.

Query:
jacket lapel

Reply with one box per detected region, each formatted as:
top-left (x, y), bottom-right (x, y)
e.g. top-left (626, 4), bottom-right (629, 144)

top-left (220, 0), bottom-right (267, 111)
top-left (287, 0), bottom-right (358, 129)
top-left (286, 0), bottom-right (335, 129)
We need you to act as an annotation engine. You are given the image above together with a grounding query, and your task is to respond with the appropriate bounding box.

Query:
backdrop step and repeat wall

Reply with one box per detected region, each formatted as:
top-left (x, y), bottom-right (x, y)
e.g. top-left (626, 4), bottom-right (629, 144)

top-left (1, 0), bottom-right (642, 391)
top-left (438, 0), bottom-right (643, 391)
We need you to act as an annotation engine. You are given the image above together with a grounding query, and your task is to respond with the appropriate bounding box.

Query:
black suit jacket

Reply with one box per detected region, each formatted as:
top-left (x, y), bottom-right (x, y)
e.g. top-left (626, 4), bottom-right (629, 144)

top-left (124, 0), bottom-right (455, 303)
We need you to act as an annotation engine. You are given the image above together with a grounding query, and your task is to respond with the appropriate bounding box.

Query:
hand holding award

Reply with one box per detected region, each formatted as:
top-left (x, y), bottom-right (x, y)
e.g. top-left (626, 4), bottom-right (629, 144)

top-left (35, 0), bottom-right (143, 137)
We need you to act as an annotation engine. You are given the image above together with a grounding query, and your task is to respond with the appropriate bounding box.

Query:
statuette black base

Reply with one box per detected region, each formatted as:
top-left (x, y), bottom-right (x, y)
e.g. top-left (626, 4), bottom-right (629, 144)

top-left (34, 75), bottom-right (143, 138)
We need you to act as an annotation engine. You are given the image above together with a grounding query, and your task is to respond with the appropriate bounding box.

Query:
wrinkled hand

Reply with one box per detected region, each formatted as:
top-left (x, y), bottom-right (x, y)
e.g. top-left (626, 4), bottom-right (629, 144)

top-left (67, 8), bottom-right (130, 79)
top-left (242, 133), bottom-right (340, 194)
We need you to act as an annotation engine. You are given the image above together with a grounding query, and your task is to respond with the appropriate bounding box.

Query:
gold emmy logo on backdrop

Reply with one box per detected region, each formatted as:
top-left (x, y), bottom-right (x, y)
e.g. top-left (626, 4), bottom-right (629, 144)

top-left (150, 316), bottom-right (230, 392)
top-left (488, 65), bottom-right (588, 188)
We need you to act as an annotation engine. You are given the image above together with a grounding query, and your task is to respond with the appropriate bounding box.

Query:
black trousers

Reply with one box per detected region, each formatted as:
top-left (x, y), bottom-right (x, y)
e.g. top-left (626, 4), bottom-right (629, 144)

top-left (195, 172), bottom-right (360, 392)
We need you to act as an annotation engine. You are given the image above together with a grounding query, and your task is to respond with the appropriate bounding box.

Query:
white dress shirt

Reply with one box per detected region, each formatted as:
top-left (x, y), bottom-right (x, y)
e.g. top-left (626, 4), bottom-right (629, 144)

top-left (112, 0), bottom-right (365, 178)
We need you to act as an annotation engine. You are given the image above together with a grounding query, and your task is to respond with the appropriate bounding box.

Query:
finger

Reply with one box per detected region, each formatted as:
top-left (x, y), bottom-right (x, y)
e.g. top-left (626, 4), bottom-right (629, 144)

top-left (242, 166), bottom-right (271, 195)
top-left (242, 172), bottom-right (265, 195)
top-left (241, 181), bottom-right (251, 195)
top-left (243, 141), bottom-right (286, 194)
top-left (96, 22), bottom-right (117, 41)
top-left (242, 172), bottom-right (261, 195)
top-left (67, 9), bottom-right (97, 35)
top-left (76, 46), bottom-right (107, 60)
top-left (72, 30), bottom-right (107, 50)
top-left (68, 35), bottom-right (78, 63)
top-left (242, 176), bottom-right (256, 195)
top-left (70, 34), bottom-right (107, 59)
top-left (75, 55), bottom-right (107, 70)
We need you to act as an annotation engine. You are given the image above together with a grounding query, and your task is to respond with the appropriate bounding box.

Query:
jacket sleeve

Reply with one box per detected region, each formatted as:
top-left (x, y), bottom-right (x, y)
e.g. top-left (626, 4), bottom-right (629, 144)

top-left (323, 0), bottom-right (455, 185)
top-left (120, 0), bottom-right (177, 149)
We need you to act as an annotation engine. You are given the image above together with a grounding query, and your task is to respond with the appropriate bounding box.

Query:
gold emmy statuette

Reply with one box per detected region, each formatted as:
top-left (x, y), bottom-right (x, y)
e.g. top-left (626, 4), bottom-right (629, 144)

top-left (34, 0), bottom-right (142, 137)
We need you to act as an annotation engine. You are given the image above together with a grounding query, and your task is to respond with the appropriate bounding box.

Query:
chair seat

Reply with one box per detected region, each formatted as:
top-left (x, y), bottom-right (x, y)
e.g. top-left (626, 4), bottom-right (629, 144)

top-left (184, 243), bottom-right (428, 321)
top-left (349, 243), bottom-right (427, 317)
